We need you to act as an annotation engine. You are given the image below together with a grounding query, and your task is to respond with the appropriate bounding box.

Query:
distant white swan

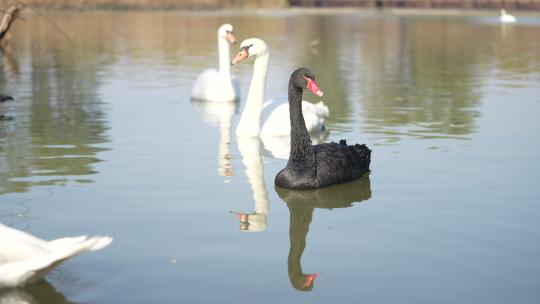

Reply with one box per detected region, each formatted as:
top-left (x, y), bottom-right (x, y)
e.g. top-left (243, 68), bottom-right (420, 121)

top-left (231, 38), bottom-right (329, 138)
top-left (500, 9), bottom-right (516, 23)
top-left (0, 223), bottom-right (112, 288)
top-left (191, 24), bottom-right (240, 102)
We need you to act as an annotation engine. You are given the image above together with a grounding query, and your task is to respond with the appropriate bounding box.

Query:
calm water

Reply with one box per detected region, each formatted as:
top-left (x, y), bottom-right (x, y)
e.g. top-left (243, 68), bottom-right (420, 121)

top-left (1, 9), bottom-right (540, 304)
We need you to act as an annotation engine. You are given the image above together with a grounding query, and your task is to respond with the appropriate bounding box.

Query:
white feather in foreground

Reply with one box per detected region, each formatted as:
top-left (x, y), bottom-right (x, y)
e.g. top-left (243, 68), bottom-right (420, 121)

top-left (0, 223), bottom-right (112, 288)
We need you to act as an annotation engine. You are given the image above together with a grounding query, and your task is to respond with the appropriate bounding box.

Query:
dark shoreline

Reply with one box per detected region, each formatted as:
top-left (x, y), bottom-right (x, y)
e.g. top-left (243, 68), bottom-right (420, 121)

top-left (7, 0), bottom-right (540, 11)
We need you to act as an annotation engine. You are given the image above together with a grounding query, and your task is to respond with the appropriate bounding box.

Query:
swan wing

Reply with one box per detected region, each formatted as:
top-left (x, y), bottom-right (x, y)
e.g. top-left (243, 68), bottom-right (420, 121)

top-left (191, 68), bottom-right (220, 100)
top-left (261, 102), bottom-right (291, 136)
top-left (0, 224), bottom-right (51, 264)
top-left (191, 69), bottom-right (239, 102)
top-left (303, 100), bottom-right (329, 118)
top-left (0, 225), bottom-right (112, 288)
top-left (260, 99), bottom-right (329, 136)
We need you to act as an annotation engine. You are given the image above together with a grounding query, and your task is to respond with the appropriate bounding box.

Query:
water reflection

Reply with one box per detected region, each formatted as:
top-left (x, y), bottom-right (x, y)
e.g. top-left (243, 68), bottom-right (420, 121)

top-left (0, 26), bottom-right (109, 195)
top-left (0, 280), bottom-right (72, 304)
top-left (191, 100), bottom-right (238, 177)
top-left (233, 137), bottom-right (269, 232)
top-left (354, 17), bottom-right (489, 141)
top-left (276, 176), bottom-right (372, 291)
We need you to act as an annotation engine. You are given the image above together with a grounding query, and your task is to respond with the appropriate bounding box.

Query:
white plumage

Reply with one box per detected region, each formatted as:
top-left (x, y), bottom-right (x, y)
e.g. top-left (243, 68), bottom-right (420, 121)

top-left (500, 9), bottom-right (516, 23)
top-left (232, 38), bottom-right (329, 138)
top-left (0, 223), bottom-right (112, 289)
top-left (191, 24), bottom-right (240, 102)
top-left (260, 100), bottom-right (329, 137)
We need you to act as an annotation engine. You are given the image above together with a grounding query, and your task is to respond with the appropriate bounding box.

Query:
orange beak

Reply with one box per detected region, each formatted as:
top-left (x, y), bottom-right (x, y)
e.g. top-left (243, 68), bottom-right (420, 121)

top-left (231, 48), bottom-right (249, 65)
top-left (226, 31), bottom-right (236, 44)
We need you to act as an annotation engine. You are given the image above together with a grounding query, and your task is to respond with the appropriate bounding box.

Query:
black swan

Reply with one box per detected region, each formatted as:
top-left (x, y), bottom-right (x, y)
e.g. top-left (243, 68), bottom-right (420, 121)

top-left (275, 68), bottom-right (371, 190)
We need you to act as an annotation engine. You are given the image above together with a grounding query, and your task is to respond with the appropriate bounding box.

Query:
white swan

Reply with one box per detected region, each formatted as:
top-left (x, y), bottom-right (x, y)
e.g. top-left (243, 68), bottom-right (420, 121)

top-left (231, 38), bottom-right (329, 138)
top-left (191, 24), bottom-right (240, 102)
top-left (0, 223), bottom-right (112, 288)
top-left (500, 9), bottom-right (516, 23)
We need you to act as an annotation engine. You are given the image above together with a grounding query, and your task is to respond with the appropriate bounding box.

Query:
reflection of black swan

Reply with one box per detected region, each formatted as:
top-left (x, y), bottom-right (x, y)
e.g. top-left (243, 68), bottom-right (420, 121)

top-left (275, 68), bottom-right (371, 190)
top-left (276, 176), bottom-right (372, 291)
top-left (0, 95), bottom-right (13, 102)
top-left (0, 94), bottom-right (14, 120)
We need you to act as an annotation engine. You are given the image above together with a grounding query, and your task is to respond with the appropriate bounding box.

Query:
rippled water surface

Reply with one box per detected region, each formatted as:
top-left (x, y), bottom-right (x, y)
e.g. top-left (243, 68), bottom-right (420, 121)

top-left (1, 10), bottom-right (539, 303)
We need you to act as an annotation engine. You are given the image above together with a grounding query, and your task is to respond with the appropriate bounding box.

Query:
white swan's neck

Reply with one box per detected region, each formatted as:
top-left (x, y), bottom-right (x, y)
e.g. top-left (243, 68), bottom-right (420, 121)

top-left (236, 52), bottom-right (269, 137)
top-left (218, 36), bottom-right (231, 80)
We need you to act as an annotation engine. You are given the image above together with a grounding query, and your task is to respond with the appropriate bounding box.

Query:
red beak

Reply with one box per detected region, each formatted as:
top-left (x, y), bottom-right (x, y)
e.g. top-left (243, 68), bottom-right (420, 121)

top-left (305, 78), bottom-right (324, 97)
top-left (303, 272), bottom-right (320, 288)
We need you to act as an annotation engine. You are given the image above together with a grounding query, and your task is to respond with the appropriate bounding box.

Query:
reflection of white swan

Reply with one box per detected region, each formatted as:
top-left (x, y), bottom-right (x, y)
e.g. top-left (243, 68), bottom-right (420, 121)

top-left (0, 280), bottom-right (72, 303)
top-left (231, 38), bottom-right (329, 137)
top-left (0, 223), bottom-right (112, 288)
top-left (232, 137), bottom-right (269, 232)
top-left (191, 100), bottom-right (237, 177)
top-left (191, 24), bottom-right (240, 102)
top-left (500, 9), bottom-right (516, 23)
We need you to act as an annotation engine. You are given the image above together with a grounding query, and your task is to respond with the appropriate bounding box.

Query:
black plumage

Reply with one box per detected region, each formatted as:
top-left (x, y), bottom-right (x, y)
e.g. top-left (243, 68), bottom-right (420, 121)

top-left (275, 68), bottom-right (371, 190)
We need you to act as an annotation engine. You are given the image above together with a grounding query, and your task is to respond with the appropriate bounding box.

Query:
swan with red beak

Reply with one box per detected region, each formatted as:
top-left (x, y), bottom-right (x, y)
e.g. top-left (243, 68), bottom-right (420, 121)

top-left (231, 38), bottom-right (329, 138)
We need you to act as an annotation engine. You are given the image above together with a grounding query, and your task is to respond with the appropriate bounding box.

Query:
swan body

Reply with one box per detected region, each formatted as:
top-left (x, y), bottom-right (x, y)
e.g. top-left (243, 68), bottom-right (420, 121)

top-left (500, 9), bottom-right (516, 23)
top-left (232, 38), bottom-right (329, 137)
top-left (275, 68), bottom-right (371, 190)
top-left (0, 223), bottom-right (112, 288)
top-left (261, 100), bottom-right (328, 137)
top-left (191, 24), bottom-right (240, 102)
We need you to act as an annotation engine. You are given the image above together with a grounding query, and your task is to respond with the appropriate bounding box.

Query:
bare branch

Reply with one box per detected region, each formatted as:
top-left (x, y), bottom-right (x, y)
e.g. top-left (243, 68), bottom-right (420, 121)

top-left (0, 4), bottom-right (21, 42)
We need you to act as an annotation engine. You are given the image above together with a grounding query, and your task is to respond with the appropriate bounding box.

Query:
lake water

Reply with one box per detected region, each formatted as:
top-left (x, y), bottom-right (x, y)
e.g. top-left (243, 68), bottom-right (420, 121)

top-left (1, 9), bottom-right (539, 304)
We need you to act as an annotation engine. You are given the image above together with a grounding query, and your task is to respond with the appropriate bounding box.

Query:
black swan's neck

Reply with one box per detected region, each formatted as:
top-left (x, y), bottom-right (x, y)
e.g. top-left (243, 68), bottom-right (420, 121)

top-left (288, 83), bottom-right (315, 166)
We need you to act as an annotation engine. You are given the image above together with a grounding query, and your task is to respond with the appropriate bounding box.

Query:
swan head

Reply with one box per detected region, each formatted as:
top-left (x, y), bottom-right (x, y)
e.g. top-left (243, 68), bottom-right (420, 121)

top-left (291, 68), bottom-right (324, 97)
top-left (218, 23), bottom-right (236, 44)
top-left (231, 38), bottom-right (268, 65)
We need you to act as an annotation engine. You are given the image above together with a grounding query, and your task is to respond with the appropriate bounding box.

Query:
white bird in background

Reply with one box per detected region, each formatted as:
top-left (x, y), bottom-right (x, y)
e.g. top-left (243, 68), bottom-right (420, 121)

top-left (0, 223), bottom-right (112, 289)
top-left (191, 24), bottom-right (240, 102)
top-left (500, 9), bottom-right (516, 23)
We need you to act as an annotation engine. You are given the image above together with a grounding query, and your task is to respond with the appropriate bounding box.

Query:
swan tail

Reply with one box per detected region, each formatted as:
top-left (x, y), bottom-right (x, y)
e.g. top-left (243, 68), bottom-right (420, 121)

top-left (339, 140), bottom-right (371, 170)
top-left (51, 235), bottom-right (113, 253)
top-left (0, 236), bottom-right (112, 288)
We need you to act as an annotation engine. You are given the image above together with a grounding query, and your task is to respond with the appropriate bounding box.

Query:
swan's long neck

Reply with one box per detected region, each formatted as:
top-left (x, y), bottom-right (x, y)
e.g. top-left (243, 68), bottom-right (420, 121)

top-left (288, 84), bottom-right (315, 166)
top-left (218, 36), bottom-right (231, 80)
top-left (236, 52), bottom-right (269, 137)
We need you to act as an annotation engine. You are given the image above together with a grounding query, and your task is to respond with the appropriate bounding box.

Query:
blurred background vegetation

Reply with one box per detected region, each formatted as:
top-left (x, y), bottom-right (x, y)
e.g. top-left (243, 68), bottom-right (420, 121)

top-left (2, 0), bottom-right (540, 10)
